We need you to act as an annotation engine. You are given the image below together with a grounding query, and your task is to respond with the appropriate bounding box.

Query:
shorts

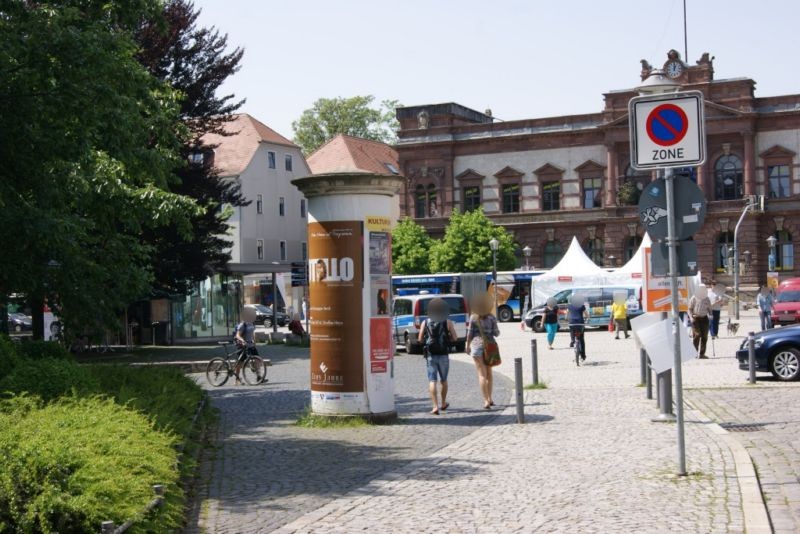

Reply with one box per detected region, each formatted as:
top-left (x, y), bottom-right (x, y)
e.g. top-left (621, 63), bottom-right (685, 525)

top-left (236, 345), bottom-right (258, 363)
top-left (426, 354), bottom-right (450, 382)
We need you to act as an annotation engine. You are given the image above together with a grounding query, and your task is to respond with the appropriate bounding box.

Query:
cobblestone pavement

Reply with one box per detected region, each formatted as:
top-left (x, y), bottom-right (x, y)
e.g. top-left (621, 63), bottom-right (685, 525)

top-left (277, 312), bottom-right (773, 532)
top-left (687, 386), bottom-right (800, 533)
top-left (185, 346), bottom-right (512, 533)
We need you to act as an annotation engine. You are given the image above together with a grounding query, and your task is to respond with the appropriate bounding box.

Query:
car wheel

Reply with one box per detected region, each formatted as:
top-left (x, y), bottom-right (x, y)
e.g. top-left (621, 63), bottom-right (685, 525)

top-left (263, 317), bottom-right (273, 328)
top-left (532, 317), bottom-right (545, 333)
top-left (405, 333), bottom-right (420, 355)
top-left (455, 341), bottom-right (466, 352)
top-left (770, 348), bottom-right (800, 381)
top-left (497, 306), bottom-right (513, 323)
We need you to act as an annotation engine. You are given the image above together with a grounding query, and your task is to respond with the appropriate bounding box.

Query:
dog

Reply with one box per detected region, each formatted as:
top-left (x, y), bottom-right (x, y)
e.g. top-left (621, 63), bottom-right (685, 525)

top-left (726, 317), bottom-right (740, 336)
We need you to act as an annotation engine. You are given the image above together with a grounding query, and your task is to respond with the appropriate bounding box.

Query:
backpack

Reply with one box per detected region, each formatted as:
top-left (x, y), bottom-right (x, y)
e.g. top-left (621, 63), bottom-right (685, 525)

top-left (424, 320), bottom-right (451, 356)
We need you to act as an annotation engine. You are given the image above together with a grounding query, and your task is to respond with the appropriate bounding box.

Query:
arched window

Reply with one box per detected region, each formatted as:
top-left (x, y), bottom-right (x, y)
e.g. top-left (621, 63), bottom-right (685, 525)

top-left (543, 241), bottom-right (563, 269)
top-left (414, 185), bottom-right (426, 218)
top-left (585, 238), bottom-right (604, 266)
top-left (715, 155), bottom-right (743, 200)
top-left (625, 236), bottom-right (642, 261)
top-left (716, 231), bottom-right (734, 272)
top-left (775, 230), bottom-right (794, 271)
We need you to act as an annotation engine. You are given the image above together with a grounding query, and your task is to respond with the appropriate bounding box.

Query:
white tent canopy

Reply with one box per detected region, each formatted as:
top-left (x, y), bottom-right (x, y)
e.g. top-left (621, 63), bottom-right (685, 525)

top-left (531, 237), bottom-right (607, 305)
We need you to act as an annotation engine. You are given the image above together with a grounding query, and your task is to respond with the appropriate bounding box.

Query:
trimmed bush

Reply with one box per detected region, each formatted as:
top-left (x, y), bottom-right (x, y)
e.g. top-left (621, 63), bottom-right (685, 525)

top-left (15, 340), bottom-right (71, 361)
top-left (0, 396), bottom-right (181, 533)
top-left (88, 365), bottom-right (204, 439)
top-left (0, 358), bottom-right (99, 402)
top-left (0, 336), bottom-right (18, 381)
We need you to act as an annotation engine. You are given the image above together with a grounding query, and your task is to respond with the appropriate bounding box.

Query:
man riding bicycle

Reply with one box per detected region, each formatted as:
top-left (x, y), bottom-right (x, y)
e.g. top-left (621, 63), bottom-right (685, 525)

top-left (567, 295), bottom-right (589, 361)
top-left (233, 307), bottom-right (259, 385)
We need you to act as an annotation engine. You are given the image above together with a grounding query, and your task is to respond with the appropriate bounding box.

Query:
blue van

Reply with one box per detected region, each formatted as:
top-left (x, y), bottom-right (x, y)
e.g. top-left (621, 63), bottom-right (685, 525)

top-left (393, 293), bottom-right (469, 354)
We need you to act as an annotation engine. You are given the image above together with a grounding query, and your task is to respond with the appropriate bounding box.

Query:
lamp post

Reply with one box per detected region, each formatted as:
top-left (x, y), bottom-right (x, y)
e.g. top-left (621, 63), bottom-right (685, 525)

top-left (523, 245), bottom-right (532, 270)
top-left (767, 235), bottom-right (777, 272)
top-left (608, 255), bottom-right (616, 268)
top-left (489, 238), bottom-right (499, 316)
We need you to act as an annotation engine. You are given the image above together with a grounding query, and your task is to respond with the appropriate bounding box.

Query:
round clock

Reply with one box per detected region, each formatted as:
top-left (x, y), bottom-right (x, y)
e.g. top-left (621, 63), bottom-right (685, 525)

top-left (665, 60), bottom-right (684, 79)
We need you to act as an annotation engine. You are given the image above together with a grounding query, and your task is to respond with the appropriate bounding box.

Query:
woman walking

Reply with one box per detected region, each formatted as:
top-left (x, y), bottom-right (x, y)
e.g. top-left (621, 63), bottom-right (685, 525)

top-left (466, 293), bottom-right (500, 409)
top-left (543, 298), bottom-right (559, 349)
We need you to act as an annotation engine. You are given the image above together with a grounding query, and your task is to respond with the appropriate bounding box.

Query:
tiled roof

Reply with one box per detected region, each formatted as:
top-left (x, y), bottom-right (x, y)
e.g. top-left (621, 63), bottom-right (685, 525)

top-left (307, 134), bottom-right (401, 176)
top-left (201, 114), bottom-right (297, 177)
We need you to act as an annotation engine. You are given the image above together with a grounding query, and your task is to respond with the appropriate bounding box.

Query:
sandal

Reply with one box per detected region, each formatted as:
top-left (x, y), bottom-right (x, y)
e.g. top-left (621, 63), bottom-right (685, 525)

top-left (430, 408), bottom-right (440, 415)
top-left (441, 402), bottom-right (449, 411)
top-left (484, 403), bottom-right (491, 410)
top-left (489, 401), bottom-right (495, 406)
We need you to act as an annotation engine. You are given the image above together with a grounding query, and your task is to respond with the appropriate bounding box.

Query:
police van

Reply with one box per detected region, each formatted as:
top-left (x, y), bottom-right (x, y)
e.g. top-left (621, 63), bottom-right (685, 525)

top-left (392, 293), bottom-right (469, 354)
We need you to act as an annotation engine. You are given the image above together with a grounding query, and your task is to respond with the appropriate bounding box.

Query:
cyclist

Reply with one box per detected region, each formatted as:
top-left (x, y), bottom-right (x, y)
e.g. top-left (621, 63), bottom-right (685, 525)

top-left (233, 307), bottom-right (259, 385)
top-left (567, 294), bottom-right (589, 361)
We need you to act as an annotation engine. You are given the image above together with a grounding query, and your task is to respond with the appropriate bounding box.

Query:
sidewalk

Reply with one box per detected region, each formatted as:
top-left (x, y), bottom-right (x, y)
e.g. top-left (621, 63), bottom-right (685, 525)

top-left (279, 313), bottom-right (768, 533)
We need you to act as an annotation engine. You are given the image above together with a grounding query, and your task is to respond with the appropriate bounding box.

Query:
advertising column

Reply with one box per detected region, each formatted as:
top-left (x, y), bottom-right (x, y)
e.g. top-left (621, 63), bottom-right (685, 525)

top-left (292, 173), bottom-right (404, 419)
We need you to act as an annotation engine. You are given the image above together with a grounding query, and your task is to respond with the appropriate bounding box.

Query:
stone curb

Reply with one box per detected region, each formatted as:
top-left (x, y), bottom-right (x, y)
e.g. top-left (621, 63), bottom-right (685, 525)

top-left (685, 401), bottom-right (773, 533)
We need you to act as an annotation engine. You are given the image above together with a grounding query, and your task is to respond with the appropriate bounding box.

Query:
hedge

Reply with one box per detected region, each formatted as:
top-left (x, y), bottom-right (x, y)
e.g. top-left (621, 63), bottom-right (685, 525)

top-left (0, 358), bottom-right (99, 402)
top-left (0, 396), bottom-right (181, 533)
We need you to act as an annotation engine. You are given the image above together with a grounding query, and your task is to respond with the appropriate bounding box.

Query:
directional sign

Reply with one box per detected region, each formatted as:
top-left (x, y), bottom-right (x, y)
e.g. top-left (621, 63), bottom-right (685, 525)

top-left (629, 90), bottom-right (706, 170)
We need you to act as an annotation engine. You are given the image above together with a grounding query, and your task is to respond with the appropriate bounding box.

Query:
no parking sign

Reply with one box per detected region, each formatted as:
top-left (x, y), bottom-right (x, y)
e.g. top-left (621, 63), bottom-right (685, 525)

top-left (629, 90), bottom-right (706, 170)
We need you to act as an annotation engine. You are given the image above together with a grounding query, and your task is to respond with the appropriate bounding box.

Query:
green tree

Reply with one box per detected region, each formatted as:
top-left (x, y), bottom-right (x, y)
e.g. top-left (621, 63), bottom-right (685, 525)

top-left (135, 0), bottom-right (248, 295)
top-left (429, 209), bottom-right (516, 273)
top-left (391, 218), bottom-right (432, 275)
top-left (0, 0), bottom-right (199, 338)
top-left (292, 96), bottom-right (400, 154)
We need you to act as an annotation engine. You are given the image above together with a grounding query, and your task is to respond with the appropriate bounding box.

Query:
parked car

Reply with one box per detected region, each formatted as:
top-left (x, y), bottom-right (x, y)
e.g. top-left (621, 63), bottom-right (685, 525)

top-left (244, 304), bottom-right (287, 328)
top-left (393, 293), bottom-right (468, 354)
top-left (8, 312), bottom-right (32, 333)
top-left (771, 278), bottom-right (800, 326)
top-left (524, 286), bottom-right (643, 332)
top-left (736, 324), bottom-right (800, 381)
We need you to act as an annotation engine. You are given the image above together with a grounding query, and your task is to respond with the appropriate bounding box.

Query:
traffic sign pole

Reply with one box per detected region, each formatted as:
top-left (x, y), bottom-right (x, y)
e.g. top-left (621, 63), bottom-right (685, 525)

top-left (664, 166), bottom-right (687, 476)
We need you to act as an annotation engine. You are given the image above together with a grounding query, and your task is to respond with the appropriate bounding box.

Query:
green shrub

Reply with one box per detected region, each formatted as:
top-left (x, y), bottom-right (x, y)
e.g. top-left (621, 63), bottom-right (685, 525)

top-left (88, 365), bottom-right (203, 439)
top-left (15, 340), bottom-right (71, 361)
top-left (0, 358), bottom-right (99, 402)
top-left (0, 396), bottom-right (180, 533)
top-left (0, 336), bottom-right (19, 381)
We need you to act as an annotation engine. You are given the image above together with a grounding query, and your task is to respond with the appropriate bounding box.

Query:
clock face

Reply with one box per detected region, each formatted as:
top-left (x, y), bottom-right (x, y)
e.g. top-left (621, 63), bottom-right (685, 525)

top-left (665, 60), bottom-right (684, 79)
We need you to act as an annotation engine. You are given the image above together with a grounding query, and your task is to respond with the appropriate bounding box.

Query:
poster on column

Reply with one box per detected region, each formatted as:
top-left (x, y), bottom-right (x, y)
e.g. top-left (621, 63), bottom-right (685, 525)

top-left (308, 221), bottom-right (364, 392)
top-left (367, 216), bottom-right (393, 374)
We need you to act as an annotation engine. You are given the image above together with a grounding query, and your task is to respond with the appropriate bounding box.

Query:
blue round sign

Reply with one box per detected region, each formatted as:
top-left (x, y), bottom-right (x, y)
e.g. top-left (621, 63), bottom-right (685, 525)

top-left (646, 104), bottom-right (689, 147)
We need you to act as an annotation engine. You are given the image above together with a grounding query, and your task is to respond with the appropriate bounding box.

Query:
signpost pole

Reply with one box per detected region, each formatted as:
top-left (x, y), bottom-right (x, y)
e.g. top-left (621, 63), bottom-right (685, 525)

top-left (664, 166), bottom-right (687, 476)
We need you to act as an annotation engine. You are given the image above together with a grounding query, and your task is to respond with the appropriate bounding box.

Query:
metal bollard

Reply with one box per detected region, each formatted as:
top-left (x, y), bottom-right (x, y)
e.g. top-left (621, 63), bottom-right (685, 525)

top-left (514, 357), bottom-right (525, 424)
top-left (101, 521), bottom-right (115, 534)
top-left (646, 354), bottom-right (653, 400)
top-left (639, 347), bottom-right (647, 387)
top-left (748, 331), bottom-right (756, 384)
top-left (653, 370), bottom-right (676, 422)
top-left (530, 338), bottom-right (539, 385)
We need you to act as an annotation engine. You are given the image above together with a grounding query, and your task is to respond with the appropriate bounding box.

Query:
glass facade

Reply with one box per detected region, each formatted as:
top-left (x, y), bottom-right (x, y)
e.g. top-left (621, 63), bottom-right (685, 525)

top-left (173, 274), bottom-right (242, 340)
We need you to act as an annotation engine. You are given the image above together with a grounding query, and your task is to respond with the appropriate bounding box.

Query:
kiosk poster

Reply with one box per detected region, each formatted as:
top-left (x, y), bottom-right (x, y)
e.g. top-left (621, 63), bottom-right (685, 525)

top-left (369, 318), bottom-right (392, 373)
top-left (308, 221), bottom-right (364, 392)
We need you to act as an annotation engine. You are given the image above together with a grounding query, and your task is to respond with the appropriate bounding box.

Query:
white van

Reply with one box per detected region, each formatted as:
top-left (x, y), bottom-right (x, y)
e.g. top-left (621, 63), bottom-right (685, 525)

top-left (392, 293), bottom-right (468, 354)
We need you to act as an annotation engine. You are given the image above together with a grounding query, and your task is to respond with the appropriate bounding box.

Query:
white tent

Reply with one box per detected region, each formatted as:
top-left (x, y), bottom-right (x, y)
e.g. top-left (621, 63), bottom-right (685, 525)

top-left (531, 237), bottom-right (607, 305)
top-left (604, 234), bottom-right (652, 286)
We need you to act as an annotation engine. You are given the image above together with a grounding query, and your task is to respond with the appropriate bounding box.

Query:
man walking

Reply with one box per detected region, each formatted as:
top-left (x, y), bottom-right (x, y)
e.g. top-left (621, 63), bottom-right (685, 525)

top-left (688, 287), bottom-right (712, 359)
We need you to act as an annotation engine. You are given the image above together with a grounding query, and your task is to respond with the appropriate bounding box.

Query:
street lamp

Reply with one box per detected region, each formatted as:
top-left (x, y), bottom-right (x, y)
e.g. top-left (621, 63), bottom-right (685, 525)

top-left (767, 235), bottom-right (777, 271)
top-left (489, 238), bottom-right (499, 316)
top-left (608, 255), bottom-right (616, 268)
top-left (522, 245), bottom-right (532, 270)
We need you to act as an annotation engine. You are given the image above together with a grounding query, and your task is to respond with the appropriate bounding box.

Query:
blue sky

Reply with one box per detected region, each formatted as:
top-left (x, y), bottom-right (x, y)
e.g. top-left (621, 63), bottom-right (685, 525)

top-left (195, 0), bottom-right (800, 140)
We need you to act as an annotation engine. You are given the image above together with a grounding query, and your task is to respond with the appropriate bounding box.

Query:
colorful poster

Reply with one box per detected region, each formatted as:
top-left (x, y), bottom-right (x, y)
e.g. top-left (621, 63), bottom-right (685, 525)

top-left (308, 221), bottom-right (364, 392)
top-left (642, 247), bottom-right (689, 313)
top-left (370, 318), bottom-right (392, 374)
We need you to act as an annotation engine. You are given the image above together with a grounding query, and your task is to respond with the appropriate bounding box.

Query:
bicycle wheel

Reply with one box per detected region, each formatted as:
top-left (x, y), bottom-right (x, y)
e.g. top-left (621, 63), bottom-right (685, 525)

top-left (242, 356), bottom-right (266, 385)
top-left (206, 357), bottom-right (231, 387)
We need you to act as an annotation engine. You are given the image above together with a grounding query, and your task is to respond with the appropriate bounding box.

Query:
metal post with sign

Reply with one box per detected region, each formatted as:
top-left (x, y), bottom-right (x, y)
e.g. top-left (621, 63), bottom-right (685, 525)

top-left (630, 89), bottom-right (707, 476)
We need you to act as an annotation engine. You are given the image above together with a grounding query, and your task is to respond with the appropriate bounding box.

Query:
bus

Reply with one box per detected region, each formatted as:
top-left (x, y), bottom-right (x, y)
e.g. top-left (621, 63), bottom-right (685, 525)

top-left (391, 270), bottom-right (545, 322)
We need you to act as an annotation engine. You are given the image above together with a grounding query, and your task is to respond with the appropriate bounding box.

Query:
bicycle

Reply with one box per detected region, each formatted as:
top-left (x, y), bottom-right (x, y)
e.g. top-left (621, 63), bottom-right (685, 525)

top-left (206, 341), bottom-right (269, 386)
top-left (568, 323), bottom-right (585, 367)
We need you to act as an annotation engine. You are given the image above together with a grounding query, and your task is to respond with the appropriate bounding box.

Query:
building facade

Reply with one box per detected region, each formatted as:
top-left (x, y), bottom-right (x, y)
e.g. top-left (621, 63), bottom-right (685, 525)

top-left (395, 52), bottom-right (800, 286)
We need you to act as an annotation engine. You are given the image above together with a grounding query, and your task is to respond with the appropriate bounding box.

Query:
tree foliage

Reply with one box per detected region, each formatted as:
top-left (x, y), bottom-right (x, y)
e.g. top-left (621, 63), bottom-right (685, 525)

top-left (0, 0), bottom-right (200, 336)
top-left (292, 96), bottom-right (399, 154)
top-left (429, 209), bottom-right (516, 273)
top-left (391, 218), bottom-right (433, 275)
top-left (135, 0), bottom-right (248, 295)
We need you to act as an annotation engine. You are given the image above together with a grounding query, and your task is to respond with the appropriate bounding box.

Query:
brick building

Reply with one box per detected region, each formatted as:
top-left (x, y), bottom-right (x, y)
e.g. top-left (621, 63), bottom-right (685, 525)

top-left (395, 51), bottom-right (800, 286)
